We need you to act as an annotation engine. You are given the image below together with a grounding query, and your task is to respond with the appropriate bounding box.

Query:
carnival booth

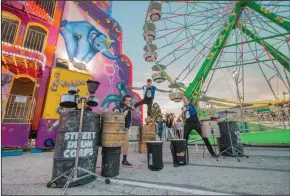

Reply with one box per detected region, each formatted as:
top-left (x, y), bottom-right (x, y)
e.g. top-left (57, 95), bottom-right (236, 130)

top-left (35, 67), bottom-right (92, 149)
top-left (1, 1), bottom-right (65, 148)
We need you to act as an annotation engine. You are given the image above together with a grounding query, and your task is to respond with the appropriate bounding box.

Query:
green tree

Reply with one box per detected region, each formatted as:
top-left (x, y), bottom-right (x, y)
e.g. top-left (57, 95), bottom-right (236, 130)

top-left (151, 102), bottom-right (163, 121)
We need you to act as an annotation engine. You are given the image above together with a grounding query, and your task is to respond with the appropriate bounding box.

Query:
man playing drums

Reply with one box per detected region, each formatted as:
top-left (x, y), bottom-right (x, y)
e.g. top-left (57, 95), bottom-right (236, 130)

top-left (113, 95), bottom-right (135, 167)
top-left (182, 96), bottom-right (217, 157)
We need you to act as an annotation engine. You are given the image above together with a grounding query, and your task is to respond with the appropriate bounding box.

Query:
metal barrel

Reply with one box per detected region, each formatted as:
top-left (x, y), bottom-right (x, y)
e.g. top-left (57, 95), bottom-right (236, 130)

top-left (50, 110), bottom-right (100, 188)
top-left (139, 124), bottom-right (156, 153)
top-left (100, 113), bottom-right (126, 147)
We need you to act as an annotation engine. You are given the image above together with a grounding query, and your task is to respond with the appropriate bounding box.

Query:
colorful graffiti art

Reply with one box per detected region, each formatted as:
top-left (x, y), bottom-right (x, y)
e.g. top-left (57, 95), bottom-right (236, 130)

top-left (34, 1), bottom-right (142, 148)
top-left (55, 1), bottom-right (141, 116)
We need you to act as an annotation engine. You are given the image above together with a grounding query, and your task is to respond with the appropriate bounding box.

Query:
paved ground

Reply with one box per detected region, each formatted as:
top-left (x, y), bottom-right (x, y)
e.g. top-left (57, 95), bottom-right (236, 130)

top-left (2, 143), bottom-right (290, 195)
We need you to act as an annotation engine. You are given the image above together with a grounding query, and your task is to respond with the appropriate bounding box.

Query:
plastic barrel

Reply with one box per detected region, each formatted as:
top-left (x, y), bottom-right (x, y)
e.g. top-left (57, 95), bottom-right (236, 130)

top-left (170, 139), bottom-right (188, 166)
top-left (217, 121), bottom-right (244, 157)
top-left (146, 141), bottom-right (163, 171)
top-left (101, 147), bottom-right (121, 177)
top-left (50, 110), bottom-right (100, 188)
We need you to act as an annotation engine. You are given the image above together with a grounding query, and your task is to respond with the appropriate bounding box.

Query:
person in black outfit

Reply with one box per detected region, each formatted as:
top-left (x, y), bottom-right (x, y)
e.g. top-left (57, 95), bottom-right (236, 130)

top-left (165, 113), bottom-right (174, 141)
top-left (182, 96), bottom-right (216, 157)
top-left (132, 79), bottom-right (171, 117)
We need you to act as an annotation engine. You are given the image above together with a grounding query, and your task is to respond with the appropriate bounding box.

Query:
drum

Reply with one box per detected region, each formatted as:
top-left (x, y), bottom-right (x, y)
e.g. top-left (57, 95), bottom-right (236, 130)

top-left (87, 95), bottom-right (98, 107)
top-left (49, 110), bottom-right (100, 188)
top-left (101, 147), bottom-right (121, 177)
top-left (217, 121), bottom-right (244, 157)
top-left (60, 94), bottom-right (77, 108)
top-left (145, 117), bottom-right (154, 125)
top-left (101, 113), bottom-right (126, 147)
top-left (146, 141), bottom-right (164, 171)
top-left (139, 124), bottom-right (156, 153)
top-left (170, 139), bottom-right (188, 166)
top-left (201, 120), bottom-right (220, 138)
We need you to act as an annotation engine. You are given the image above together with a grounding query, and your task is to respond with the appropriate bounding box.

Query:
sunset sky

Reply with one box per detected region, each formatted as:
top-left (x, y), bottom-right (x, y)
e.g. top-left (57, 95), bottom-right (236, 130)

top-left (111, 1), bottom-right (289, 116)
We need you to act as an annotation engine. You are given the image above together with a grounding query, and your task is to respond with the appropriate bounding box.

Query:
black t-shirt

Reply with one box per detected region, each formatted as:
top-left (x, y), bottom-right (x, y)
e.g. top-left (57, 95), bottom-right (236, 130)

top-left (145, 87), bottom-right (152, 99)
top-left (166, 120), bottom-right (173, 128)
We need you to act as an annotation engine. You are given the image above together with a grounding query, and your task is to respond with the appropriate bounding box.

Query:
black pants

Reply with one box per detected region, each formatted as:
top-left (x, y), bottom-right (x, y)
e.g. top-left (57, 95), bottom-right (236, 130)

top-left (183, 116), bottom-right (216, 155)
top-left (134, 98), bottom-right (153, 117)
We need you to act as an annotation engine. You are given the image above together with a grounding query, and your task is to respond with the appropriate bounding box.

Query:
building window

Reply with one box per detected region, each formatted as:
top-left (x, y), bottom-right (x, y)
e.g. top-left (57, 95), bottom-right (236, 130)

top-left (35, 0), bottom-right (56, 19)
top-left (1, 13), bottom-right (20, 44)
top-left (23, 25), bottom-right (47, 53)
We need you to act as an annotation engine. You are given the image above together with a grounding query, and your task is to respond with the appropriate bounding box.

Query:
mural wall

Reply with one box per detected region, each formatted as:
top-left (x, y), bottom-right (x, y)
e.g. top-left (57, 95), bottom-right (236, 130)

top-left (54, 1), bottom-right (142, 124)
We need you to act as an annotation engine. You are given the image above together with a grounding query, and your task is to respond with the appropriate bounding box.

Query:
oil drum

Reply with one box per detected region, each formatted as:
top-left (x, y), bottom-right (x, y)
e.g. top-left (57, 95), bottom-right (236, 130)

top-left (49, 110), bottom-right (100, 188)
top-left (217, 121), bottom-right (244, 157)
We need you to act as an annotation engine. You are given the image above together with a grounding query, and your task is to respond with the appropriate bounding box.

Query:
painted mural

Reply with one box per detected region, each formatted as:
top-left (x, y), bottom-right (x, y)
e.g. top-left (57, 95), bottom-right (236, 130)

top-left (92, 1), bottom-right (111, 16)
top-left (54, 2), bottom-right (142, 123)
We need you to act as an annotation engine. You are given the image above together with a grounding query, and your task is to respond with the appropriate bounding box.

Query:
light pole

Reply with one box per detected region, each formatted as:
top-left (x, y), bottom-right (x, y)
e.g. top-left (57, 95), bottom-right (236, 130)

top-left (233, 71), bottom-right (245, 132)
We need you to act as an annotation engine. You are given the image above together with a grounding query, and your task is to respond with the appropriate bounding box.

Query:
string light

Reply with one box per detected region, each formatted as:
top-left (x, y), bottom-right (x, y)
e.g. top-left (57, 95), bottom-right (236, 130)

top-left (2, 51), bottom-right (45, 70)
top-left (2, 41), bottom-right (46, 69)
top-left (23, 1), bottom-right (54, 23)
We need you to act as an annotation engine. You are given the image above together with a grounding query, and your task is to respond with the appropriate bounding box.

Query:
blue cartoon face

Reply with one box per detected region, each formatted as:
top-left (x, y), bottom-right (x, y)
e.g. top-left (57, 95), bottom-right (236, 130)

top-left (60, 20), bottom-right (120, 67)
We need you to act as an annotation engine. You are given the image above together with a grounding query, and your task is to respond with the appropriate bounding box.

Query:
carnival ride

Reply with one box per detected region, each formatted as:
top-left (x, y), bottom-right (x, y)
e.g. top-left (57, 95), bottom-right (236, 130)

top-left (143, 1), bottom-right (290, 145)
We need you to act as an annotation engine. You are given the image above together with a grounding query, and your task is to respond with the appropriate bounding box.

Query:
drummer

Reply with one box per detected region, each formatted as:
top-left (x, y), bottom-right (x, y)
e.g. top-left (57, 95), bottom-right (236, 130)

top-left (112, 95), bottom-right (134, 168)
top-left (182, 96), bottom-right (217, 157)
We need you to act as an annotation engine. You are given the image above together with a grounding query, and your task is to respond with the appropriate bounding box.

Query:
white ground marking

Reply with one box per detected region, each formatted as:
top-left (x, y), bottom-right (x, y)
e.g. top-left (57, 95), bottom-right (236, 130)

top-left (108, 179), bottom-right (232, 195)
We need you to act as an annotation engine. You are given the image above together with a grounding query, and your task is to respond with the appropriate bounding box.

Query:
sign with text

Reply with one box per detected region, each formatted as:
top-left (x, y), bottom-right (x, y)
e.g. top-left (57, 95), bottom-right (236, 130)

top-left (63, 132), bottom-right (96, 158)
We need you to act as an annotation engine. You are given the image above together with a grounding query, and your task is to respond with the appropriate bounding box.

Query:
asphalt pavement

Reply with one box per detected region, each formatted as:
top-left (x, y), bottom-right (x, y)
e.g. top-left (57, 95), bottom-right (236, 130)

top-left (2, 143), bottom-right (290, 195)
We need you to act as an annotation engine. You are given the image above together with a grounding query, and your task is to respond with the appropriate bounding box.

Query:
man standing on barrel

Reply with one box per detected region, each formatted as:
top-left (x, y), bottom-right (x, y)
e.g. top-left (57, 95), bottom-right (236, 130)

top-left (113, 95), bottom-right (135, 167)
top-left (182, 96), bottom-right (217, 157)
top-left (133, 79), bottom-right (171, 117)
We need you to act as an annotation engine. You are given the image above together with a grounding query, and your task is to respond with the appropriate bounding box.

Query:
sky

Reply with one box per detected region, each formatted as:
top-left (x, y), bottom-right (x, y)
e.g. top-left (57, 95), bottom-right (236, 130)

top-left (112, 1), bottom-right (185, 115)
top-left (111, 1), bottom-right (290, 116)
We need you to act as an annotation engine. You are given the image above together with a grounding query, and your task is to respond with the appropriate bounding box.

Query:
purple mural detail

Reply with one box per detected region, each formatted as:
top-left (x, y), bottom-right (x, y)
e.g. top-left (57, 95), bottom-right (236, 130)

top-left (35, 119), bottom-right (58, 149)
top-left (1, 124), bottom-right (30, 148)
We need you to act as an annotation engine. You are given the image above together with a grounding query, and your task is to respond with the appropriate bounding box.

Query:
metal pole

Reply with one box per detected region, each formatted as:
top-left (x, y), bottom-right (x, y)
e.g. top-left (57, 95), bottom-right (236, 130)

top-left (73, 97), bottom-right (86, 180)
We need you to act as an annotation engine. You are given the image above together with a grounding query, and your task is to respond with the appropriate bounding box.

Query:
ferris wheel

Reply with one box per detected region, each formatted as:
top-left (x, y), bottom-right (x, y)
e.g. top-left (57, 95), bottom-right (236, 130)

top-left (143, 1), bottom-right (290, 106)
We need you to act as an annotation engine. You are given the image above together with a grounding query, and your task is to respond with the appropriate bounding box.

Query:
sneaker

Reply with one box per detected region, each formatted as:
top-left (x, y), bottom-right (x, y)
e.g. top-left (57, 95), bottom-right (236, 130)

top-left (122, 160), bottom-right (133, 168)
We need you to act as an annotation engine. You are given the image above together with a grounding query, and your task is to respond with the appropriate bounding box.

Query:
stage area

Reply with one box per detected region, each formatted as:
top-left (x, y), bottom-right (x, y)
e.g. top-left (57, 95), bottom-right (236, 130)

top-left (2, 143), bottom-right (290, 195)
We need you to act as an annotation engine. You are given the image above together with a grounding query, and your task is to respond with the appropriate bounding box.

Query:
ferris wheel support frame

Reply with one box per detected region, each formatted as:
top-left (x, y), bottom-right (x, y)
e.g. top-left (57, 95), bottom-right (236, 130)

top-left (184, 1), bottom-right (290, 102)
top-left (247, 1), bottom-right (290, 33)
top-left (184, 1), bottom-right (245, 102)
top-left (239, 25), bottom-right (290, 72)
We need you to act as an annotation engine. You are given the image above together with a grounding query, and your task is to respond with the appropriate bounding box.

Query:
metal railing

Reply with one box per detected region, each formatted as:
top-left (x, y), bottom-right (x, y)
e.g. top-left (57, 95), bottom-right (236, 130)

top-left (23, 28), bottom-right (47, 52)
top-left (2, 94), bottom-right (36, 124)
top-left (35, 0), bottom-right (56, 19)
top-left (1, 19), bottom-right (19, 44)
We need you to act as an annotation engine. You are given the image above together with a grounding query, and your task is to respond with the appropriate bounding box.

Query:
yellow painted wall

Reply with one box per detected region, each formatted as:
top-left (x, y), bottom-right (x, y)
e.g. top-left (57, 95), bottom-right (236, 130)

top-left (42, 67), bottom-right (92, 119)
